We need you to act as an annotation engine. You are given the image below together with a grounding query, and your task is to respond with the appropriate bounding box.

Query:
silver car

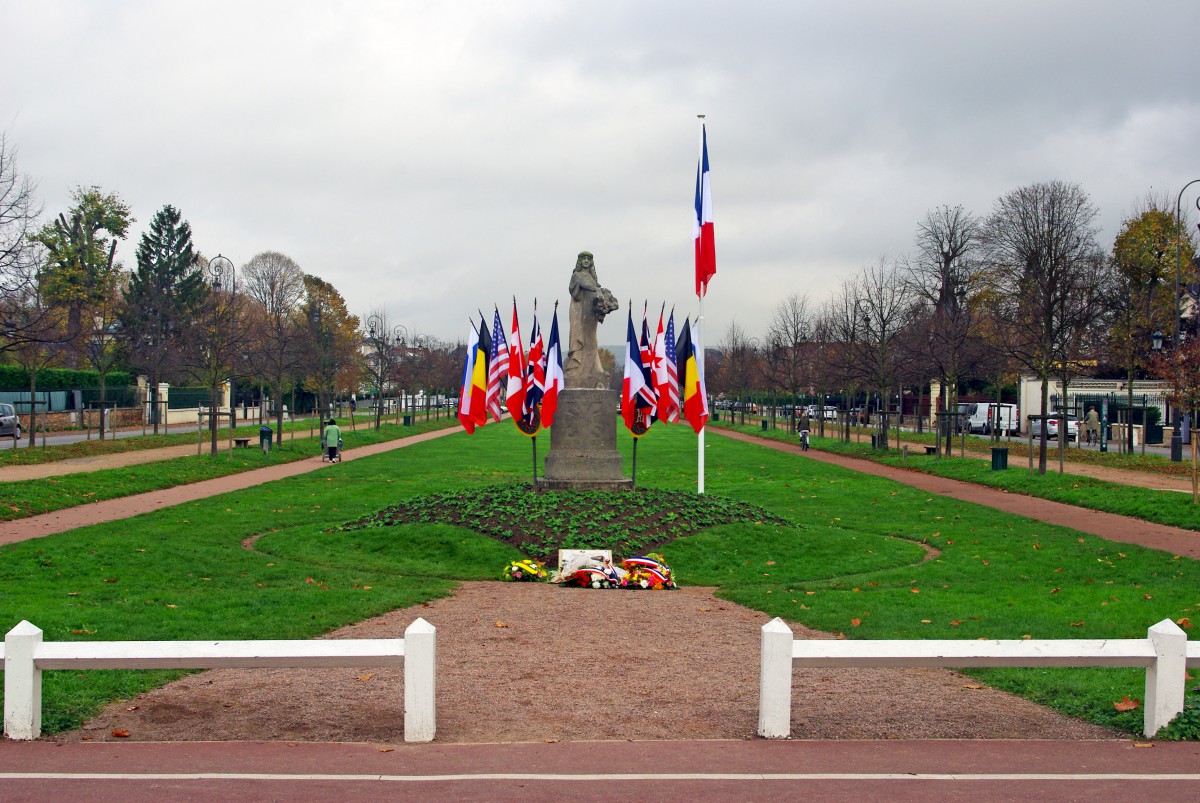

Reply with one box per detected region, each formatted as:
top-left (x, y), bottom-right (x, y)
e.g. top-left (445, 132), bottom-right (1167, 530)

top-left (0, 403), bottom-right (20, 439)
top-left (1030, 413), bottom-right (1078, 442)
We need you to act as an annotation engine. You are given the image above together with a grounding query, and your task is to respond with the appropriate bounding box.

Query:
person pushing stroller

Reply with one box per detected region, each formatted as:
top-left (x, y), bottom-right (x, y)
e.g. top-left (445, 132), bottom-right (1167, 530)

top-left (321, 418), bottom-right (343, 462)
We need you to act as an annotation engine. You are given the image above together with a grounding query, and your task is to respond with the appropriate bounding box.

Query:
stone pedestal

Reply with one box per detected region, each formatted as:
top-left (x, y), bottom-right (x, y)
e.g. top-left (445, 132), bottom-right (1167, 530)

top-left (539, 388), bottom-right (632, 491)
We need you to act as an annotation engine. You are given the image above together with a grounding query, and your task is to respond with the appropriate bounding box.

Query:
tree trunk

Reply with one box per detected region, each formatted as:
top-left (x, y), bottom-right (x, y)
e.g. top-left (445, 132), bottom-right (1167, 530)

top-left (26, 369), bottom-right (38, 449)
top-left (1038, 377), bottom-right (1049, 475)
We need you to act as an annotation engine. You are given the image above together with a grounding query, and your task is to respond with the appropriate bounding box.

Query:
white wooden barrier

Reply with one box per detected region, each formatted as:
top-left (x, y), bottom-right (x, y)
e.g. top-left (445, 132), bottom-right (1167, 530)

top-left (3, 618), bottom-right (436, 742)
top-left (759, 618), bottom-right (1195, 739)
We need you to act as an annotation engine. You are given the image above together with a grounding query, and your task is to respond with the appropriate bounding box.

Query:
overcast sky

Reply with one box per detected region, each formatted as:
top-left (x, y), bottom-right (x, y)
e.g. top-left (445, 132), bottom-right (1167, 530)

top-left (4, 1), bottom-right (1199, 347)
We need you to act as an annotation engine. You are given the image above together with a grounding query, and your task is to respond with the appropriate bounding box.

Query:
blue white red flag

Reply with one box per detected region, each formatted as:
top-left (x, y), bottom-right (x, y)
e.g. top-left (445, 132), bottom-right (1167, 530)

top-left (693, 123), bottom-right (715, 298)
top-left (622, 308), bottom-right (655, 432)
top-left (524, 305), bottom-right (545, 419)
top-left (541, 307), bottom-right (565, 427)
top-left (639, 308), bottom-right (658, 421)
top-left (457, 323), bottom-right (480, 434)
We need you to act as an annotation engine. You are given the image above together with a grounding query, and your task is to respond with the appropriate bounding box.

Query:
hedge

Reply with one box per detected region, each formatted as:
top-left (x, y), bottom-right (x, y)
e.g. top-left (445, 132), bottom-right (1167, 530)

top-left (0, 366), bottom-right (133, 390)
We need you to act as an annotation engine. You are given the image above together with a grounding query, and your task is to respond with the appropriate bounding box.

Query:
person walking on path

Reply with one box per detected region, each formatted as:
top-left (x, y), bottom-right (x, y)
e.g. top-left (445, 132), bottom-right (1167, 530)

top-left (322, 418), bottom-right (343, 462)
top-left (1085, 406), bottom-right (1100, 446)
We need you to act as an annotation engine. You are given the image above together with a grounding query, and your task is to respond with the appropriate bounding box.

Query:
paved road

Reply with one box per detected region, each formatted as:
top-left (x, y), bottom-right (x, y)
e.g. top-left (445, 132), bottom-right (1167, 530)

top-left (2, 739), bottom-right (1198, 801)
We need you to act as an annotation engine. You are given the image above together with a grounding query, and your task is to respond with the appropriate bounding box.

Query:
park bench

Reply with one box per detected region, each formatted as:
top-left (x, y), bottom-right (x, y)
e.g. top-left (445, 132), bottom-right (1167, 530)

top-left (924, 446), bottom-right (938, 455)
top-left (3, 618), bottom-right (436, 742)
top-left (233, 437), bottom-right (251, 448)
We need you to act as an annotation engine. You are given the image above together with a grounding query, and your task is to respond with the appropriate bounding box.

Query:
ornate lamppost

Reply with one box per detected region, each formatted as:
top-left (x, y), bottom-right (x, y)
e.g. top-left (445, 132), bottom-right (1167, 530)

top-left (1171, 181), bottom-right (1200, 459)
top-left (208, 254), bottom-right (238, 430)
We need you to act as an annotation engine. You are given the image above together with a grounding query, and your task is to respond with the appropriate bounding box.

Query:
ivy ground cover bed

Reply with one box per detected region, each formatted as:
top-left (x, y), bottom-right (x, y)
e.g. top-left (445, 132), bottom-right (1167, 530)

top-left (1, 419), bottom-right (1197, 737)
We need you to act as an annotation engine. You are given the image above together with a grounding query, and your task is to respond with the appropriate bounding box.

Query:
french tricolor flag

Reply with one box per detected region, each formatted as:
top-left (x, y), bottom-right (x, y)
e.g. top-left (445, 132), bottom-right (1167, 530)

top-left (693, 123), bottom-right (715, 298)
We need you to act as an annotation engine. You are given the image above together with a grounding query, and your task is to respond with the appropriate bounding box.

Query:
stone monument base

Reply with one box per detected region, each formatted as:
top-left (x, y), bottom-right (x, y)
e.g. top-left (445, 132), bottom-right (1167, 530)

top-left (538, 388), bottom-right (633, 492)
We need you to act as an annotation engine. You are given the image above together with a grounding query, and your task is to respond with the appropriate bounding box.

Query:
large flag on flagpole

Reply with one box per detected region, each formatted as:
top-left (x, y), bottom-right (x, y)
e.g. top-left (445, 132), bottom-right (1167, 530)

top-left (655, 307), bottom-right (680, 423)
top-left (541, 306), bottom-right (564, 427)
top-left (694, 122), bottom-right (716, 299)
top-left (457, 323), bottom-right (480, 434)
top-left (485, 308), bottom-right (508, 422)
top-left (505, 302), bottom-right (527, 421)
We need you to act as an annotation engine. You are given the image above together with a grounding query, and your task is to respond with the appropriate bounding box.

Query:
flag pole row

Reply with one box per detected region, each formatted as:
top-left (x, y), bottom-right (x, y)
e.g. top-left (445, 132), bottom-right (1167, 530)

top-left (457, 299), bottom-right (562, 437)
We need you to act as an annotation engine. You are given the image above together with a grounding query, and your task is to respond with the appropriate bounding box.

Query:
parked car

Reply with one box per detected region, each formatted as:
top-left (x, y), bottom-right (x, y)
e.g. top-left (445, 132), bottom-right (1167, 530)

top-left (0, 403), bottom-right (20, 439)
top-left (1030, 413), bottom-right (1079, 442)
top-left (965, 402), bottom-right (1020, 436)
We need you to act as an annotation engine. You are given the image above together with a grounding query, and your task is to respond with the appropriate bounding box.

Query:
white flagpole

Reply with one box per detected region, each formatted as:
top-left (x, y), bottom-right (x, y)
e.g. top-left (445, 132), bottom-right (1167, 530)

top-left (696, 114), bottom-right (706, 495)
top-left (698, 295), bottom-right (706, 495)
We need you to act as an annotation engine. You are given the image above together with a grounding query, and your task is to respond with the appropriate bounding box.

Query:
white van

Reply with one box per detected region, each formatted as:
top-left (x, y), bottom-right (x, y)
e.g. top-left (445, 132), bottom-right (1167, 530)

top-left (966, 402), bottom-right (1019, 435)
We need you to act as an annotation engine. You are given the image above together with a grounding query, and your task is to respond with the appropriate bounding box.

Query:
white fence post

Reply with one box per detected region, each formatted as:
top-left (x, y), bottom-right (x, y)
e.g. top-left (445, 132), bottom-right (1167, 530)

top-left (758, 618), bottom-right (793, 738)
top-left (404, 617), bottom-right (436, 742)
top-left (1144, 618), bottom-right (1187, 738)
top-left (4, 621), bottom-right (43, 741)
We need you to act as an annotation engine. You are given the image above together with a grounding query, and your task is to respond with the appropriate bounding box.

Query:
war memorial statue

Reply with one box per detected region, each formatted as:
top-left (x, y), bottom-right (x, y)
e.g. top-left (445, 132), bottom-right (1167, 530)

top-left (539, 251), bottom-right (631, 490)
top-left (563, 251), bottom-right (620, 388)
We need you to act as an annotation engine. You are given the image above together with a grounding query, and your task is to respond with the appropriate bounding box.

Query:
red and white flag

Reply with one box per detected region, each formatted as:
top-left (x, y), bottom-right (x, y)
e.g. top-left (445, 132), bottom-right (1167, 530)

top-left (505, 302), bottom-right (527, 420)
top-left (693, 123), bottom-right (715, 298)
top-left (654, 308), bottom-right (679, 423)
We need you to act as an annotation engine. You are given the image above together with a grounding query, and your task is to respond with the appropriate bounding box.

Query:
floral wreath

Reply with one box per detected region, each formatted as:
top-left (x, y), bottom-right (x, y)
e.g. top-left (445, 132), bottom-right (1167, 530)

top-left (618, 554), bottom-right (676, 590)
top-left (501, 558), bottom-right (548, 582)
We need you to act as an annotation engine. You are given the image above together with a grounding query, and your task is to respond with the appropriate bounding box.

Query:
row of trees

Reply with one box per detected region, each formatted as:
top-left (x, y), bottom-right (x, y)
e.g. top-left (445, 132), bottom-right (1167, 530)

top-left (0, 134), bottom-right (465, 451)
top-left (706, 181), bottom-right (1200, 474)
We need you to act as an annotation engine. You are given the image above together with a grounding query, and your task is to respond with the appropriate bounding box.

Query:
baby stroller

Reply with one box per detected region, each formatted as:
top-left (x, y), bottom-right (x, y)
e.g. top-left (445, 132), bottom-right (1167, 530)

top-left (321, 436), bottom-right (343, 463)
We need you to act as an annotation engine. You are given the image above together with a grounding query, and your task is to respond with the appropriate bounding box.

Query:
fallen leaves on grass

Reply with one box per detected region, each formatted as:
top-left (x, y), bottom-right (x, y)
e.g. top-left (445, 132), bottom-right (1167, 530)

top-left (111, 730), bottom-right (130, 738)
top-left (1113, 696), bottom-right (1140, 712)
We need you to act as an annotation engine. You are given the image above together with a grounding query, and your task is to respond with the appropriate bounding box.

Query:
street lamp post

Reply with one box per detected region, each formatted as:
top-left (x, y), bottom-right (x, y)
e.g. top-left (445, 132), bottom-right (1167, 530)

top-left (1172, 181), bottom-right (1200, 460)
top-left (367, 314), bottom-right (384, 431)
top-left (208, 254), bottom-right (238, 430)
top-left (393, 325), bottom-right (408, 420)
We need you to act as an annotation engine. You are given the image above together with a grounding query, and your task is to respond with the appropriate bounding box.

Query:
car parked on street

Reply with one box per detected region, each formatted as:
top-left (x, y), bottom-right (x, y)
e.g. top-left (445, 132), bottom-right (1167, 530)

top-left (0, 403), bottom-right (20, 439)
top-left (1030, 412), bottom-right (1079, 442)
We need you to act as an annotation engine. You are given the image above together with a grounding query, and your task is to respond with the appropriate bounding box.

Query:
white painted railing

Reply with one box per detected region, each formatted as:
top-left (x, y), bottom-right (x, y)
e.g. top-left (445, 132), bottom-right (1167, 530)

top-left (759, 618), bottom-right (1195, 739)
top-left (3, 618), bottom-right (436, 742)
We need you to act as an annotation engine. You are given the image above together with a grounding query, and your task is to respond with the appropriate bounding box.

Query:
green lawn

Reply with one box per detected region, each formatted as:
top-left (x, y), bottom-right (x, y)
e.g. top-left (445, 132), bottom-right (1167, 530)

top-left (717, 417), bottom-right (1200, 532)
top-left (1, 419), bottom-right (1197, 736)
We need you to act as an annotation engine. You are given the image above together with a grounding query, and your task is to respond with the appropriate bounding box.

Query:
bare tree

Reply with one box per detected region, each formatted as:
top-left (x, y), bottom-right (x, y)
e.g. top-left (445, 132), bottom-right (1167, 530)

top-left (182, 263), bottom-right (248, 454)
top-left (854, 256), bottom-right (916, 444)
top-left (714, 320), bottom-right (759, 423)
top-left (762, 293), bottom-right (814, 432)
top-left (904, 205), bottom-right (983, 427)
top-left (0, 133), bottom-right (56, 357)
top-left (242, 251), bottom-right (305, 443)
top-left (984, 180), bottom-right (1103, 474)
